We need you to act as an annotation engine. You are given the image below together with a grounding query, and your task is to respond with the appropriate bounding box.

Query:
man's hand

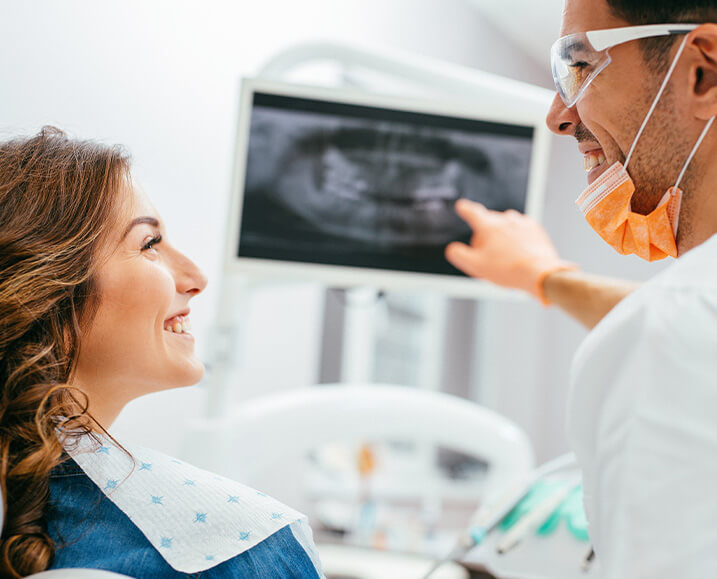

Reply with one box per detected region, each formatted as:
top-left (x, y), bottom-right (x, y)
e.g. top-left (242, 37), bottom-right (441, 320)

top-left (445, 199), bottom-right (577, 304)
top-left (446, 198), bottom-right (641, 328)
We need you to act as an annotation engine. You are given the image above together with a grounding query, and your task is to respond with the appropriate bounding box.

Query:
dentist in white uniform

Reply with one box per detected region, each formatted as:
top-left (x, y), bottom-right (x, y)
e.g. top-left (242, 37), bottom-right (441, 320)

top-left (444, 0), bottom-right (717, 576)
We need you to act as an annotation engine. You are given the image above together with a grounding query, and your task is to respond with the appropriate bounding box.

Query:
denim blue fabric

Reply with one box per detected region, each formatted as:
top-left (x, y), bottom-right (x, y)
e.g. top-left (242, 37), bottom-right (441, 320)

top-left (47, 457), bottom-right (321, 578)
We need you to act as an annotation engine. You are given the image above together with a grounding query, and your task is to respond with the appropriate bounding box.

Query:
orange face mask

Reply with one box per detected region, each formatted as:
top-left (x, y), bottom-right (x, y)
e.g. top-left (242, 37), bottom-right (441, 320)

top-left (575, 36), bottom-right (715, 262)
top-left (576, 163), bottom-right (682, 261)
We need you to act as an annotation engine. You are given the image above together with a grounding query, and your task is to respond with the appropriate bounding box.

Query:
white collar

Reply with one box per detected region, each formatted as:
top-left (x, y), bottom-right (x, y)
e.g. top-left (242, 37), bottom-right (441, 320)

top-left (66, 433), bottom-right (309, 573)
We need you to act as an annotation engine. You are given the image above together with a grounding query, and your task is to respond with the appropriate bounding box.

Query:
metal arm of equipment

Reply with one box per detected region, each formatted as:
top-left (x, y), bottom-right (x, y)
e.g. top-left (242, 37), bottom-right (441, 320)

top-left (256, 40), bottom-right (552, 115)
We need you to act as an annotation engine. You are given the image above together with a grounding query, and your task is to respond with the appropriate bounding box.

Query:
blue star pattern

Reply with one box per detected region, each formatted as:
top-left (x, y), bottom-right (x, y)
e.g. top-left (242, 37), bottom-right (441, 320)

top-left (66, 435), bottom-right (313, 574)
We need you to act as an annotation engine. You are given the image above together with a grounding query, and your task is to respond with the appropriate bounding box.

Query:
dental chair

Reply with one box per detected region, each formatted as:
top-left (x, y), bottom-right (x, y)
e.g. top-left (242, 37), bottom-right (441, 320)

top-left (186, 384), bottom-right (534, 488)
top-left (0, 488), bottom-right (130, 578)
top-left (184, 383), bottom-right (536, 579)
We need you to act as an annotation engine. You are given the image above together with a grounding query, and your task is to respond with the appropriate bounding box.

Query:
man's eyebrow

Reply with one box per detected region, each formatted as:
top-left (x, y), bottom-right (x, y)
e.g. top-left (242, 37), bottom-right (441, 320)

top-left (563, 40), bottom-right (588, 58)
top-left (121, 216), bottom-right (161, 241)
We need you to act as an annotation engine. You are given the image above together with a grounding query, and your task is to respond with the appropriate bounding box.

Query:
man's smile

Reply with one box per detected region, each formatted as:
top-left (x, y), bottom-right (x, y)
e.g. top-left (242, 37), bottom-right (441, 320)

top-left (579, 143), bottom-right (609, 184)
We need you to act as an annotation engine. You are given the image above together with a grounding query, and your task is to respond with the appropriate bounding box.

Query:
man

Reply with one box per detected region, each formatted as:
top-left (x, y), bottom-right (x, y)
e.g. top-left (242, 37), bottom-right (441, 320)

top-left (445, 0), bottom-right (717, 576)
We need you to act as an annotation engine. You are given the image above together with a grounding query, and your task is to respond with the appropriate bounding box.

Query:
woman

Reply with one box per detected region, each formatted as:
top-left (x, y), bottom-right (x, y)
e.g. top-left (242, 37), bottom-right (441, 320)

top-left (0, 127), bottom-right (324, 578)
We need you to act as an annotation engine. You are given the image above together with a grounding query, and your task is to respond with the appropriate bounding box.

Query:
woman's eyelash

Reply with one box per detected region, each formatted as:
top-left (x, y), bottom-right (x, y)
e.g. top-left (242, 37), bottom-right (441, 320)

top-left (142, 234), bottom-right (162, 251)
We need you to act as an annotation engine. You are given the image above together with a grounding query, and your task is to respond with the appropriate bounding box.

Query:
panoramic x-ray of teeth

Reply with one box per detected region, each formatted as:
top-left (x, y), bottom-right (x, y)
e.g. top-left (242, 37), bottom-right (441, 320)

top-left (239, 96), bottom-right (534, 276)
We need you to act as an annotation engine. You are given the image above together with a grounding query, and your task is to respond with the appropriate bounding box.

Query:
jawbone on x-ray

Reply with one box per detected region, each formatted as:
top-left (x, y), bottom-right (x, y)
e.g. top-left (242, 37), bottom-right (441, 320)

top-left (239, 95), bottom-right (533, 276)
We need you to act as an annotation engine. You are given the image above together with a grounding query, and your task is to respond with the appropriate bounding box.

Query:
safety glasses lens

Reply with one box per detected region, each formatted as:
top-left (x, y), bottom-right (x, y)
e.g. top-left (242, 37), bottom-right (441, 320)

top-left (551, 33), bottom-right (609, 107)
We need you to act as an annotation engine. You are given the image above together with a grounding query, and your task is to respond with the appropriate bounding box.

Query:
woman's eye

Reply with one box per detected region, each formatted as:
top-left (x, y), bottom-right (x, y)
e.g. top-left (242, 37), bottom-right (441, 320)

top-left (142, 234), bottom-right (162, 251)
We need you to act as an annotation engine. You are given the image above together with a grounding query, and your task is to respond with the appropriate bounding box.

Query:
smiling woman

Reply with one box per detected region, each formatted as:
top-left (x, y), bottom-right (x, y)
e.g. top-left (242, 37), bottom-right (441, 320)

top-left (0, 127), bottom-right (323, 578)
top-left (69, 177), bottom-right (208, 429)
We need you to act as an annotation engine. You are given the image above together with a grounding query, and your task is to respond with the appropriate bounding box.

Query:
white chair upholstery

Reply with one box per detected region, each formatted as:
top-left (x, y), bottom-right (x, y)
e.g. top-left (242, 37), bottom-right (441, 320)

top-left (185, 383), bottom-right (535, 494)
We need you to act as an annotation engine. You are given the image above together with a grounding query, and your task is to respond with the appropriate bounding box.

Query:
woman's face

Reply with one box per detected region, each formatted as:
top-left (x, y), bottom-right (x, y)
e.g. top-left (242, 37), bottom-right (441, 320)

top-left (72, 180), bottom-right (208, 426)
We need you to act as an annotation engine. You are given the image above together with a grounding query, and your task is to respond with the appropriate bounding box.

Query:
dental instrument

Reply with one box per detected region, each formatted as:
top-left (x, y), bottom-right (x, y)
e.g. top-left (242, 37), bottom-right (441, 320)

top-left (496, 475), bottom-right (581, 554)
top-left (420, 452), bottom-right (577, 579)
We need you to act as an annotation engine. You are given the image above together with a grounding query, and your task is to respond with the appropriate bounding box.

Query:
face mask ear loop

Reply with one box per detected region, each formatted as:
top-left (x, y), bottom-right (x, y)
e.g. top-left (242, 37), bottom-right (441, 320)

top-left (625, 35), bottom-right (690, 170)
top-left (673, 116), bottom-right (715, 191)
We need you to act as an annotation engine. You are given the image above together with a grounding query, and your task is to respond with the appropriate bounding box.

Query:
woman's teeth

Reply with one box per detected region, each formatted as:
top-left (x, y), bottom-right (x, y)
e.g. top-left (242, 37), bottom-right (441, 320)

top-left (584, 150), bottom-right (607, 172)
top-left (164, 315), bottom-right (192, 334)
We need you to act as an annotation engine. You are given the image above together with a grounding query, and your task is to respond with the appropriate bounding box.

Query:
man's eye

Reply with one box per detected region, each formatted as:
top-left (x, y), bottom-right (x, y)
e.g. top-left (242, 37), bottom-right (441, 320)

top-left (568, 62), bottom-right (590, 83)
top-left (142, 234), bottom-right (162, 251)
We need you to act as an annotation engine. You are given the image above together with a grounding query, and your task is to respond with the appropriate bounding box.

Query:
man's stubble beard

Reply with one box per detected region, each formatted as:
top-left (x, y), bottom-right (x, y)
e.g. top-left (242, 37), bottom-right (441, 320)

top-left (626, 94), bottom-right (691, 217)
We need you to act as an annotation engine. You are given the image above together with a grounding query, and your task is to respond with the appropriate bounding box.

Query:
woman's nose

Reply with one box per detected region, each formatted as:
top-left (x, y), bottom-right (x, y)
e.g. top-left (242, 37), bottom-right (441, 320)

top-left (173, 251), bottom-right (208, 296)
top-left (546, 93), bottom-right (581, 136)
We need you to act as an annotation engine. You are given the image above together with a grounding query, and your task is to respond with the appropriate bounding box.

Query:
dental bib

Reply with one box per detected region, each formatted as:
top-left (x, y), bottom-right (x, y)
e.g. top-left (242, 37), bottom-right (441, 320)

top-left (66, 433), bottom-right (320, 574)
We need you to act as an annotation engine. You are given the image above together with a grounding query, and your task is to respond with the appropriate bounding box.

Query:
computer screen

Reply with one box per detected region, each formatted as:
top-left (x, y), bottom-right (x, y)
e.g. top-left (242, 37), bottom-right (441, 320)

top-left (225, 78), bottom-right (550, 297)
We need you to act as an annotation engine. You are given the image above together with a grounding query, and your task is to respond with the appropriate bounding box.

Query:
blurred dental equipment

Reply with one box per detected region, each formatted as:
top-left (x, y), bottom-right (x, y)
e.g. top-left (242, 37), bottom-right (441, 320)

top-left (496, 475), bottom-right (581, 554)
top-left (420, 452), bottom-right (577, 579)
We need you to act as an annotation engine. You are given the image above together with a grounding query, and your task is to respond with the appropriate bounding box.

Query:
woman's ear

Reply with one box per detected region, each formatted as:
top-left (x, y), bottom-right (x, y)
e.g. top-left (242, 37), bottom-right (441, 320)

top-left (690, 24), bottom-right (717, 120)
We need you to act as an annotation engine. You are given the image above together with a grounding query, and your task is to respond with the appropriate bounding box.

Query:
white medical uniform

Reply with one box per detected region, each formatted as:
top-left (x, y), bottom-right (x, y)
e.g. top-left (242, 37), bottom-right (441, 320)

top-left (567, 233), bottom-right (717, 578)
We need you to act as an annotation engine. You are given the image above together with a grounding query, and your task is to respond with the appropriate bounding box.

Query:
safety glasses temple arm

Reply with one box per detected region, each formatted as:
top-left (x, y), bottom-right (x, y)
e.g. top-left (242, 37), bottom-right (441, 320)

top-left (586, 24), bottom-right (699, 52)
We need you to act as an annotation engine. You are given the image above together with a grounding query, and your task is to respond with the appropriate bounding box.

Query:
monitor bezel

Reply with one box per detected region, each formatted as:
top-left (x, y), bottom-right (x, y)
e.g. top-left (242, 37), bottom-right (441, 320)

top-left (224, 76), bottom-right (552, 299)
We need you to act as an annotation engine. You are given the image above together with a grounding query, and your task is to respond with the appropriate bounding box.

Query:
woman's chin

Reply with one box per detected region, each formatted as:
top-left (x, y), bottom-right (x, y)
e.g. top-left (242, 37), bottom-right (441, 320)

top-left (166, 358), bottom-right (205, 389)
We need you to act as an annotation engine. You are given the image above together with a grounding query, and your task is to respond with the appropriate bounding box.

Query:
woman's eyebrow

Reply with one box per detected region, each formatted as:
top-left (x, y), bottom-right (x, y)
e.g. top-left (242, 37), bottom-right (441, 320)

top-left (121, 216), bottom-right (160, 241)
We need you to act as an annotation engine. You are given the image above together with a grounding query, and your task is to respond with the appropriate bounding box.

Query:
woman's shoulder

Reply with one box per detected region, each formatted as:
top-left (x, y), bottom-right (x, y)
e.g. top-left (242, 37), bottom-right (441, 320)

top-left (47, 456), bottom-right (184, 577)
top-left (48, 465), bottom-right (321, 577)
top-left (47, 441), bottom-right (324, 578)
top-left (191, 521), bottom-right (322, 579)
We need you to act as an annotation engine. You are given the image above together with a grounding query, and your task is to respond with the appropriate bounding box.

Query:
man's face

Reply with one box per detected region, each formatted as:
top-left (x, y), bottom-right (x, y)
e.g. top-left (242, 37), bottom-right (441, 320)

top-left (547, 0), bottom-right (691, 215)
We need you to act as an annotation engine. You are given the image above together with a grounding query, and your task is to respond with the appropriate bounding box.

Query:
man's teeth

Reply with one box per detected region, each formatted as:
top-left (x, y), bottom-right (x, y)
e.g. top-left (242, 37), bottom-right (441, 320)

top-left (584, 150), bottom-right (607, 172)
top-left (164, 315), bottom-right (192, 334)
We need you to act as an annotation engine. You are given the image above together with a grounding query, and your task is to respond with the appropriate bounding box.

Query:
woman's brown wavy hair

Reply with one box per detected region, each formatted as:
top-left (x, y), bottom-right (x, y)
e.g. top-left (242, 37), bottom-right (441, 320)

top-left (0, 126), bottom-right (131, 577)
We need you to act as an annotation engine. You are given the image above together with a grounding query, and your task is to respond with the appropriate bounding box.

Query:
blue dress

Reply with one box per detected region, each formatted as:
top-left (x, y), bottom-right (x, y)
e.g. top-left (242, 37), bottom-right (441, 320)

top-left (46, 457), bottom-right (322, 578)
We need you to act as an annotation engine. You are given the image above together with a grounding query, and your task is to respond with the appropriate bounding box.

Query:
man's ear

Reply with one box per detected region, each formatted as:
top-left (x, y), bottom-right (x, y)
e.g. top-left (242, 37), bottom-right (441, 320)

top-left (689, 23), bottom-right (717, 120)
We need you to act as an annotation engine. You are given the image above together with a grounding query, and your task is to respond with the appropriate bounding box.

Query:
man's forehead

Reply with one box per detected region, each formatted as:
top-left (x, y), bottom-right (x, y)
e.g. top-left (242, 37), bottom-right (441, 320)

top-left (560, 0), bottom-right (628, 37)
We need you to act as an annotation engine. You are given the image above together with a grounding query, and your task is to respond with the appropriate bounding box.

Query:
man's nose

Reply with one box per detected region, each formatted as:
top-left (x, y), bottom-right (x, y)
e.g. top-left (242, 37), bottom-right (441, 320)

top-left (546, 93), bottom-right (581, 136)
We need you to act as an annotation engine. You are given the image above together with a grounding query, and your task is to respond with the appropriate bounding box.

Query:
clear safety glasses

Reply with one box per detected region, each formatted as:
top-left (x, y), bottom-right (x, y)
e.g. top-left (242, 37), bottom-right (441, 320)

top-left (551, 24), bottom-right (698, 108)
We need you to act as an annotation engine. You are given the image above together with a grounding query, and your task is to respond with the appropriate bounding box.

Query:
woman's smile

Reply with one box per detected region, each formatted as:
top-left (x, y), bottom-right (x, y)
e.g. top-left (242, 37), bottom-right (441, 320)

top-left (163, 313), bottom-right (193, 335)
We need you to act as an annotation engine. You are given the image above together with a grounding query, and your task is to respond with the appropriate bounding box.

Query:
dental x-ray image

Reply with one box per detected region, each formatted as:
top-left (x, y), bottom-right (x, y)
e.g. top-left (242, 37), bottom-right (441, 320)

top-left (238, 92), bottom-right (534, 276)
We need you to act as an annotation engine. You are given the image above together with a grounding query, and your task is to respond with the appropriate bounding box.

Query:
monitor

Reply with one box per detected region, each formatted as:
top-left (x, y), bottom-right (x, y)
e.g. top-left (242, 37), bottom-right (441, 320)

top-left (225, 77), bottom-right (551, 298)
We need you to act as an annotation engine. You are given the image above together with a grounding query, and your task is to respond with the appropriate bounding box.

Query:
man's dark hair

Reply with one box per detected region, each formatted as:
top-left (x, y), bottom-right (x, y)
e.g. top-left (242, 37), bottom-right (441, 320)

top-left (605, 0), bottom-right (717, 70)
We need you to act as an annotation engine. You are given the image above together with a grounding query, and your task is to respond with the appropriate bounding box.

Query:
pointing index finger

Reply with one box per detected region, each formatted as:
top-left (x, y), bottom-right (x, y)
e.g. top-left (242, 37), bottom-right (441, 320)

top-left (454, 199), bottom-right (490, 230)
